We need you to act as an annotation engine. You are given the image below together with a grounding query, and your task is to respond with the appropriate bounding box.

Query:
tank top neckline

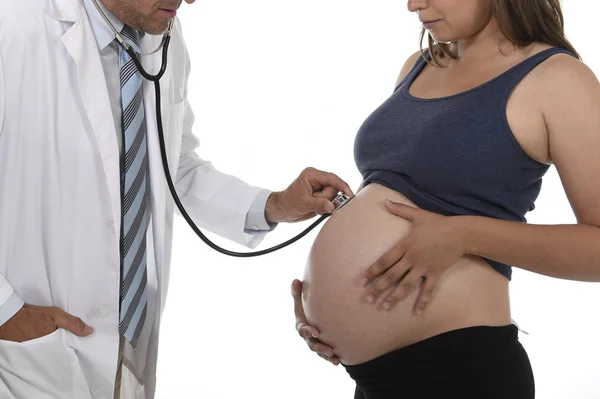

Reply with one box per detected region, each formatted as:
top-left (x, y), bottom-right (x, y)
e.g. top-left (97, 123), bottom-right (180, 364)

top-left (401, 47), bottom-right (563, 102)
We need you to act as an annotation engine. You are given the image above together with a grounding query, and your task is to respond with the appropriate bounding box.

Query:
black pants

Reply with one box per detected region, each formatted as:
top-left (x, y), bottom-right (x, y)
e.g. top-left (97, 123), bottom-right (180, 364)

top-left (344, 325), bottom-right (535, 399)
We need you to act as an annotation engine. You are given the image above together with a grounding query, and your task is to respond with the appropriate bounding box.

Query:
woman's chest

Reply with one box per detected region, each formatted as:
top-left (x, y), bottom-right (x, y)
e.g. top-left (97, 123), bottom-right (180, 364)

top-left (409, 62), bottom-right (550, 165)
top-left (354, 75), bottom-right (550, 195)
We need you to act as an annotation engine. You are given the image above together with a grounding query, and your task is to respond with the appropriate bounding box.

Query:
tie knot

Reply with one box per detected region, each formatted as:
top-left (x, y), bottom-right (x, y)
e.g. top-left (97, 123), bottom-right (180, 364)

top-left (120, 25), bottom-right (142, 54)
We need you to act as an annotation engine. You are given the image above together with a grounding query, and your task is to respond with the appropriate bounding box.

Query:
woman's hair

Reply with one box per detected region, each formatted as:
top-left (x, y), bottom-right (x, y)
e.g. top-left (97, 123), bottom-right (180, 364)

top-left (420, 0), bottom-right (581, 66)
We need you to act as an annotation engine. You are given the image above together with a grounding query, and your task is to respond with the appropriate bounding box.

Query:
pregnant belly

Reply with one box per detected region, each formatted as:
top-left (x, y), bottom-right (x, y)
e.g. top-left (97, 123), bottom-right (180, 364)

top-left (302, 183), bottom-right (511, 365)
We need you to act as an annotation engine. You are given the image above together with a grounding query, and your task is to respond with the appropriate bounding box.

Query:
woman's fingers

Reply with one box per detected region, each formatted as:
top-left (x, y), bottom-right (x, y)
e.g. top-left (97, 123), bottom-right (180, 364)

top-left (361, 242), bottom-right (407, 286)
top-left (306, 337), bottom-right (336, 358)
top-left (297, 323), bottom-right (320, 339)
top-left (364, 257), bottom-right (411, 303)
top-left (291, 279), bottom-right (339, 363)
top-left (292, 280), bottom-right (308, 327)
top-left (292, 280), bottom-right (322, 338)
top-left (381, 268), bottom-right (425, 310)
top-left (319, 353), bottom-right (340, 366)
top-left (412, 273), bottom-right (440, 316)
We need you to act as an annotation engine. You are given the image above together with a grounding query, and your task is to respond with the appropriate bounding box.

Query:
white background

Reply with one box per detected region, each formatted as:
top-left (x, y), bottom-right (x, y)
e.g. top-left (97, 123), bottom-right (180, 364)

top-left (155, 1), bottom-right (600, 398)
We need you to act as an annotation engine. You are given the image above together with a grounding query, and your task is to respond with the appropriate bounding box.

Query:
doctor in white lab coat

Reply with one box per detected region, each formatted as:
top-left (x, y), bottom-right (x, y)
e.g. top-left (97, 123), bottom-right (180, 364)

top-left (0, 0), bottom-right (352, 397)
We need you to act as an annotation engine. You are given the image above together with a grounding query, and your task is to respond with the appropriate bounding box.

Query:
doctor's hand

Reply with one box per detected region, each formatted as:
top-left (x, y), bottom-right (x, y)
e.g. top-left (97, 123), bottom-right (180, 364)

top-left (292, 280), bottom-right (340, 366)
top-left (265, 167), bottom-right (353, 223)
top-left (0, 304), bottom-right (94, 343)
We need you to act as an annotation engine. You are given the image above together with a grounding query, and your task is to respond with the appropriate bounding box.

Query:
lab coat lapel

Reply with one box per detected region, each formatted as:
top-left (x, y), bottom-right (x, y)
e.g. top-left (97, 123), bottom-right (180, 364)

top-left (57, 0), bottom-right (122, 225)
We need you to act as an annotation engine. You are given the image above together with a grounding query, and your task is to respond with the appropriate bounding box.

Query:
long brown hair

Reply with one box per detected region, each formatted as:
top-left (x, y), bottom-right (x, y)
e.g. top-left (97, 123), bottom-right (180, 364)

top-left (420, 0), bottom-right (581, 67)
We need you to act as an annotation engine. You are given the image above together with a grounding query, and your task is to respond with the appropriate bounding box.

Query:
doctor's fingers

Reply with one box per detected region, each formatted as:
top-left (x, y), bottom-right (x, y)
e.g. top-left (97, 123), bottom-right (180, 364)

top-left (33, 305), bottom-right (94, 337)
top-left (304, 196), bottom-right (337, 215)
top-left (312, 187), bottom-right (339, 200)
top-left (294, 212), bottom-right (318, 222)
top-left (301, 168), bottom-right (354, 197)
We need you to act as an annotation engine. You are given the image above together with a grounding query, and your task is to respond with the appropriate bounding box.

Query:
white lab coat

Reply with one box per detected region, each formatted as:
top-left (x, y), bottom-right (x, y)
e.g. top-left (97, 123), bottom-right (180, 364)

top-left (0, 0), bottom-right (267, 397)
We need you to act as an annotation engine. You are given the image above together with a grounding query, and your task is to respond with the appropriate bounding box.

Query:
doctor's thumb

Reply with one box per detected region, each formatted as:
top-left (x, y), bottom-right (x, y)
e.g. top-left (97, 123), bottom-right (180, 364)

top-left (308, 198), bottom-right (336, 215)
top-left (51, 308), bottom-right (94, 337)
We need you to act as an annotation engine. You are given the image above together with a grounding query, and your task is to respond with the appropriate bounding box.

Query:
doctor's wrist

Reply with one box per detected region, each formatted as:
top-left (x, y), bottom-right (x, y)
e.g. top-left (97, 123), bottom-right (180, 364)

top-left (265, 192), bottom-right (286, 224)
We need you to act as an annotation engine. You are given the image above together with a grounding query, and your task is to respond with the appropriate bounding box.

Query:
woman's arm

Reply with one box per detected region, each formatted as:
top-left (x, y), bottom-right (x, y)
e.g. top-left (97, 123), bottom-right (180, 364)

top-left (361, 54), bottom-right (600, 311)
top-left (461, 218), bottom-right (600, 281)
top-left (460, 55), bottom-right (600, 281)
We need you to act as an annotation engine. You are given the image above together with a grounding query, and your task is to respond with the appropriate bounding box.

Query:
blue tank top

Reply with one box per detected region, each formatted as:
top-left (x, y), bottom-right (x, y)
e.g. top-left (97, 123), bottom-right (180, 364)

top-left (354, 47), bottom-right (575, 280)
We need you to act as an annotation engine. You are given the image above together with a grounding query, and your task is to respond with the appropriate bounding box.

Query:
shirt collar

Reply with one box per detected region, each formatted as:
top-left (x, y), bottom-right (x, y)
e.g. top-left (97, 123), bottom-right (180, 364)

top-left (83, 0), bottom-right (125, 51)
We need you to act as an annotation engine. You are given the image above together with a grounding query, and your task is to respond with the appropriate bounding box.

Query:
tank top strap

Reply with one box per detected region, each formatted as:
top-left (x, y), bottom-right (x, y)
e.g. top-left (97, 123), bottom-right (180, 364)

top-left (497, 47), bottom-right (576, 99)
top-left (394, 50), bottom-right (430, 93)
top-left (395, 47), bottom-right (576, 97)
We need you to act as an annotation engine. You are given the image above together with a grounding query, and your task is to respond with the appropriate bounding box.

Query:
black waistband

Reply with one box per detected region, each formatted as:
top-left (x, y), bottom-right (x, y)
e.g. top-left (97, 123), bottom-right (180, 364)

top-left (344, 324), bottom-right (518, 377)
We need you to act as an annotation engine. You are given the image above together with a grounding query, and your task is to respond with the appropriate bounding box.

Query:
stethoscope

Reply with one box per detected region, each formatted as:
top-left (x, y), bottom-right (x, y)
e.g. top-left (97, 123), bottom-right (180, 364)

top-left (92, 0), bottom-right (353, 257)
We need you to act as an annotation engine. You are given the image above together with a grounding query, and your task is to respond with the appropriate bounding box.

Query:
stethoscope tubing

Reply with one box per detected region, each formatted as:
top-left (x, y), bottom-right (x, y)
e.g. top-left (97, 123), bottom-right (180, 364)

top-left (118, 29), bottom-right (332, 257)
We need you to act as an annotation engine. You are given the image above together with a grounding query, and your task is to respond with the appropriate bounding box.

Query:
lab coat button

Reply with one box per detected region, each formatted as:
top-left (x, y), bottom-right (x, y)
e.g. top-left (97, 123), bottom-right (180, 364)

top-left (252, 225), bottom-right (259, 231)
top-left (106, 220), bottom-right (115, 233)
top-left (91, 387), bottom-right (100, 396)
top-left (93, 306), bottom-right (108, 318)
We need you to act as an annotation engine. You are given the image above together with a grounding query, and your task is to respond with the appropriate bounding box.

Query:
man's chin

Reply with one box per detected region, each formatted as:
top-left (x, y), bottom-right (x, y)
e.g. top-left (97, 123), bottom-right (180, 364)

top-left (140, 19), bottom-right (172, 35)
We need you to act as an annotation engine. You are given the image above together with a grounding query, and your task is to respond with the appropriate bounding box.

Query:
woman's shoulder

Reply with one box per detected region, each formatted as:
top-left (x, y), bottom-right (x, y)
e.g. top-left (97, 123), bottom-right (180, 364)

top-left (394, 50), bottom-right (425, 89)
top-left (529, 43), bottom-right (600, 138)
top-left (525, 42), bottom-right (586, 77)
top-left (506, 42), bottom-right (595, 111)
top-left (526, 43), bottom-right (596, 93)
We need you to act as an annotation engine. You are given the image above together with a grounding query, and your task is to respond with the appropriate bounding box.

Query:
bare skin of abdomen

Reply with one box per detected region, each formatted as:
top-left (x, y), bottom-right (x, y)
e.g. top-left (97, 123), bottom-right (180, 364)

top-left (302, 183), bottom-right (512, 365)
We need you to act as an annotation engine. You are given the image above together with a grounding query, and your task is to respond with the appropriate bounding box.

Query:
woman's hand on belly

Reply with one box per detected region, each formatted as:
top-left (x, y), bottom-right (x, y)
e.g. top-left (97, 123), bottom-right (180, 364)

top-left (291, 279), bottom-right (340, 366)
top-left (361, 200), bottom-right (468, 315)
top-left (301, 183), bottom-right (510, 364)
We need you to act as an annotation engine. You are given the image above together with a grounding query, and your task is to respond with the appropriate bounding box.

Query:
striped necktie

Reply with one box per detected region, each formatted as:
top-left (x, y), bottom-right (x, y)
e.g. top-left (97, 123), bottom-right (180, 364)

top-left (118, 25), bottom-right (149, 348)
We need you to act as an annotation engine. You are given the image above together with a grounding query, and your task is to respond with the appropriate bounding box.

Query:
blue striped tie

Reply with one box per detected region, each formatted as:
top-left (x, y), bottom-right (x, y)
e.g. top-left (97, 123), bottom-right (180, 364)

top-left (118, 25), bottom-right (149, 348)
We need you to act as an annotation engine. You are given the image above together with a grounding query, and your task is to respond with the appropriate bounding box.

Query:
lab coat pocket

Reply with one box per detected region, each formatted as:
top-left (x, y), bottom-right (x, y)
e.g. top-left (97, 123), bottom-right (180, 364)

top-left (0, 329), bottom-right (90, 399)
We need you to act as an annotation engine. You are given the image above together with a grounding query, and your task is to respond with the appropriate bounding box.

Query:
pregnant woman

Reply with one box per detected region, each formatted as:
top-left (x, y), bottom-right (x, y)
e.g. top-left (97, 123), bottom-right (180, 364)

top-left (291, 0), bottom-right (600, 398)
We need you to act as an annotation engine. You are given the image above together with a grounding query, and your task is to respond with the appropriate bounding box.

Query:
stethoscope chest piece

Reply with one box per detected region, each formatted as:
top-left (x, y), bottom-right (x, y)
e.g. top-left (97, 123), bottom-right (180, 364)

top-left (332, 191), bottom-right (353, 213)
top-left (92, 1), bottom-right (348, 257)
